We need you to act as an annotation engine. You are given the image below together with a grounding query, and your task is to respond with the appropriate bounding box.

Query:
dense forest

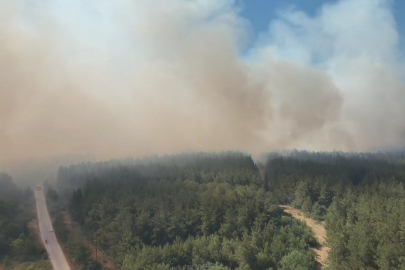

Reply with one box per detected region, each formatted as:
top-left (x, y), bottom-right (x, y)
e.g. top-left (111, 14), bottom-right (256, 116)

top-left (0, 173), bottom-right (50, 269)
top-left (57, 151), bottom-right (405, 269)
top-left (59, 153), bottom-right (317, 269)
top-left (264, 151), bottom-right (405, 269)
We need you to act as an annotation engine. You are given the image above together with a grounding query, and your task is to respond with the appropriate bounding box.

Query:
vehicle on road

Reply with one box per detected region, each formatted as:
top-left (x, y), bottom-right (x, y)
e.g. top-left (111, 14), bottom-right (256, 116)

top-left (45, 239), bottom-right (48, 244)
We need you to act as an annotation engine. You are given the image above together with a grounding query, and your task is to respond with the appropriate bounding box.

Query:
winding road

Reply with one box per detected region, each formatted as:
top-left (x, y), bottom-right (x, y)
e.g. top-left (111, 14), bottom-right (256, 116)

top-left (35, 187), bottom-right (70, 270)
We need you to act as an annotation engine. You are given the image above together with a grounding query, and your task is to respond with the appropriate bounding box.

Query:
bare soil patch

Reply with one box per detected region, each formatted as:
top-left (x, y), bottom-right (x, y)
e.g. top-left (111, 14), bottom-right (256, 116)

top-left (280, 205), bottom-right (330, 269)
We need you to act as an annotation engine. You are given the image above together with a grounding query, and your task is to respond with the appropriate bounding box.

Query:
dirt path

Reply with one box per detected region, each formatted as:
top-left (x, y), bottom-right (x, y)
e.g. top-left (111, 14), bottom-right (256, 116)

top-left (280, 205), bottom-right (330, 269)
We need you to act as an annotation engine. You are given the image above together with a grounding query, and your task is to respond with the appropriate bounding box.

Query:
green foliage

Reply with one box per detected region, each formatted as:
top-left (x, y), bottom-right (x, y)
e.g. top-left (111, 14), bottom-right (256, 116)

top-left (0, 173), bottom-right (45, 264)
top-left (45, 187), bottom-right (65, 216)
top-left (0, 173), bottom-right (20, 202)
top-left (66, 239), bottom-right (91, 266)
top-left (279, 250), bottom-right (317, 270)
top-left (310, 202), bottom-right (326, 221)
top-left (65, 238), bottom-right (104, 269)
top-left (2, 255), bottom-right (11, 266)
top-left (265, 151), bottom-right (405, 217)
top-left (326, 183), bottom-right (405, 270)
top-left (85, 260), bottom-right (102, 270)
top-left (46, 188), bottom-right (59, 203)
top-left (53, 213), bottom-right (69, 243)
top-left (60, 153), bottom-right (316, 269)
top-left (19, 260), bottom-right (52, 270)
top-left (265, 150), bottom-right (405, 269)
top-left (60, 151), bottom-right (405, 269)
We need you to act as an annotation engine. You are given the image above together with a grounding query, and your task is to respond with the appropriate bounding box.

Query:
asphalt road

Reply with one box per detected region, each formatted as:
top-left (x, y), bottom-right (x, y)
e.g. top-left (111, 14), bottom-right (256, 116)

top-left (35, 188), bottom-right (70, 270)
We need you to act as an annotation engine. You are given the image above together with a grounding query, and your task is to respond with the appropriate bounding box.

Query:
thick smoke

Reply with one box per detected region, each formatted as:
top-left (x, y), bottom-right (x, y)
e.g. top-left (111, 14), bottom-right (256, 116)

top-left (0, 0), bottom-right (404, 163)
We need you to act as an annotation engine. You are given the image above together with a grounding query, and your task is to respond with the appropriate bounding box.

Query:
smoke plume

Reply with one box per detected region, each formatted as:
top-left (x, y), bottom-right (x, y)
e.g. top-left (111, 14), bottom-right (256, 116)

top-left (1, 0), bottom-right (404, 163)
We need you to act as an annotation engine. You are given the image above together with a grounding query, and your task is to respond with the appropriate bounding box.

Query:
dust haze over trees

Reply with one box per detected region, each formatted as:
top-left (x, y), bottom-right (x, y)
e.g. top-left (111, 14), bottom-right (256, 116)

top-left (2, 0), bottom-right (405, 167)
top-left (2, 154), bottom-right (94, 187)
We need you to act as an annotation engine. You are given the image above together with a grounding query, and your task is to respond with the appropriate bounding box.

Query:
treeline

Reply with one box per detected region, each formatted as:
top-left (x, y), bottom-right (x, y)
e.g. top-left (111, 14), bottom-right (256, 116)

top-left (0, 173), bottom-right (49, 269)
top-left (264, 150), bottom-right (405, 216)
top-left (60, 150), bottom-right (405, 269)
top-left (264, 150), bottom-right (405, 269)
top-left (57, 152), bottom-right (260, 190)
top-left (62, 153), bottom-right (317, 269)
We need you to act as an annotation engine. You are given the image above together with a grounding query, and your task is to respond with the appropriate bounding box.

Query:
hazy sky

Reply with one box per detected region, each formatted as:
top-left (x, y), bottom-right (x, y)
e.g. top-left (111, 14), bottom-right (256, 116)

top-left (1, 0), bottom-right (405, 162)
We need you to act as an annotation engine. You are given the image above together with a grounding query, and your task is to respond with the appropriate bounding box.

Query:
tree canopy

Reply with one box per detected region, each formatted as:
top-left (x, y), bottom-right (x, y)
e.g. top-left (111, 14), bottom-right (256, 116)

top-left (57, 150), bottom-right (405, 269)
